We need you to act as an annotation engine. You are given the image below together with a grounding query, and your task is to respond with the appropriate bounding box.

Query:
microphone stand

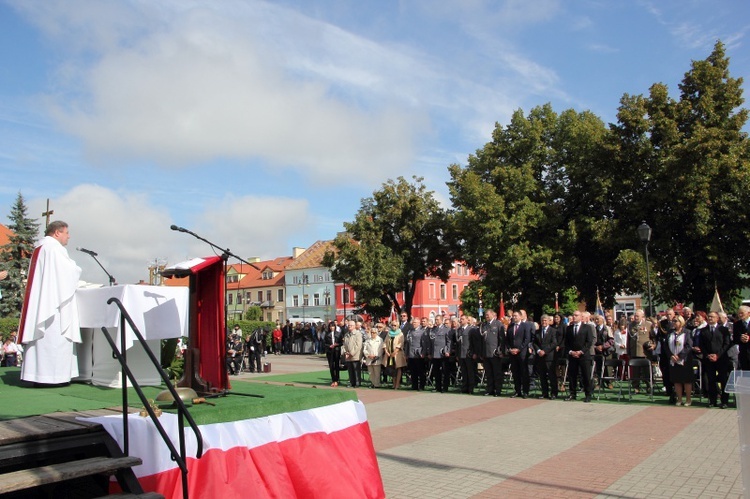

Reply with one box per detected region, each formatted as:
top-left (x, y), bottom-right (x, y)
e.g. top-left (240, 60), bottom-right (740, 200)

top-left (171, 225), bottom-right (264, 399)
top-left (171, 226), bottom-right (261, 272)
top-left (83, 252), bottom-right (117, 286)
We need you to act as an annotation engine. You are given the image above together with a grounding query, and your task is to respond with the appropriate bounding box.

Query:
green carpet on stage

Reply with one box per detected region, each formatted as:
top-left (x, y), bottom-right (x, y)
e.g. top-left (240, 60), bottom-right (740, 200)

top-left (0, 368), bottom-right (357, 426)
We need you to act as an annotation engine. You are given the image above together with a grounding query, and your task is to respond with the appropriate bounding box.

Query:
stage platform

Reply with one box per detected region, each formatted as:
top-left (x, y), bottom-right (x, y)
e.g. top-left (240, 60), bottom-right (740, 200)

top-left (0, 367), bottom-right (384, 498)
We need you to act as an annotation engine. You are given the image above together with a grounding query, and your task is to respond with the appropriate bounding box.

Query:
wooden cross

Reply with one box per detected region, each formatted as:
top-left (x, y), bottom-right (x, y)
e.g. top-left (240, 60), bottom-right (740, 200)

top-left (42, 199), bottom-right (54, 229)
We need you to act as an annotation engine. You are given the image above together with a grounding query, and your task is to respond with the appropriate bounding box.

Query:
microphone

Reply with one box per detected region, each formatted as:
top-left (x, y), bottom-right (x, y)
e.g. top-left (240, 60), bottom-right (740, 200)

top-left (170, 225), bottom-right (188, 233)
top-left (76, 247), bottom-right (98, 257)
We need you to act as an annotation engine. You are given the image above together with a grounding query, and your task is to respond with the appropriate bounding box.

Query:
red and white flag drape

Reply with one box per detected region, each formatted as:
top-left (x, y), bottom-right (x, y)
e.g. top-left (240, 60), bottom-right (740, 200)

top-left (83, 400), bottom-right (384, 499)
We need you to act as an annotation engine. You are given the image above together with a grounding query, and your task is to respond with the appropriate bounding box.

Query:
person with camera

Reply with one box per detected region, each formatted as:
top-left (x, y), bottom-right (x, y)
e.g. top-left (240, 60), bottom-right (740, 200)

top-left (225, 332), bottom-right (244, 376)
top-left (247, 327), bottom-right (266, 373)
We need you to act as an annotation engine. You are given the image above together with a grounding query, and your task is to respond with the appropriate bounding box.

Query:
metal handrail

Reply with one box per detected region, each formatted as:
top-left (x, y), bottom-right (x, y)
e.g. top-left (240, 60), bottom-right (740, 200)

top-left (102, 297), bottom-right (204, 499)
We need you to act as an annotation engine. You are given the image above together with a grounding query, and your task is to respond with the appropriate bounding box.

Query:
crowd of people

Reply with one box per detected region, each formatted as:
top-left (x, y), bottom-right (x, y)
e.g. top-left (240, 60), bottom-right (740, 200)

top-left (314, 305), bottom-right (750, 408)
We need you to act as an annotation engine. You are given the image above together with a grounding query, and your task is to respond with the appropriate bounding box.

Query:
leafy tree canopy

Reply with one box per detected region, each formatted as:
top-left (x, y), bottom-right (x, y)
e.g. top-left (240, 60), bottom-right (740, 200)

top-left (324, 176), bottom-right (456, 320)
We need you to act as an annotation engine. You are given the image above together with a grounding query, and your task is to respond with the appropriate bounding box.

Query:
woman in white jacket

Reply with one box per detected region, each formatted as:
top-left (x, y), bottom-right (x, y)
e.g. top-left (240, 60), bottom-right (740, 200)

top-left (613, 317), bottom-right (629, 380)
top-left (363, 328), bottom-right (385, 388)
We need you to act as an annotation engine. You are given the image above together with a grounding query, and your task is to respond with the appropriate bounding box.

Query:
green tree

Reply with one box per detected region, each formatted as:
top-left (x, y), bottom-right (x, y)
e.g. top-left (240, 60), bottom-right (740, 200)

top-left (458, 281), bottom-right (498, 319)
top-left (244, 306), bottom-right (262, 321)
top-left (0, 193), bottom-right (41, 317)
top-left (609, 41), bottom-right (750, 309)
top-left (324, 176), bottom-right (456, 320)
top-left (448, 104), bottom-right (613, 319)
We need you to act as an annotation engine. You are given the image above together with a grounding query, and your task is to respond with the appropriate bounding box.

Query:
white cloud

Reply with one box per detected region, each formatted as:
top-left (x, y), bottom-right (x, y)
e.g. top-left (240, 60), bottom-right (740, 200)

top-left (17, 0), bottom-right (425, 184)
top-left (193, 194), bottom-right (314, 261)
top-left (13, 0), bottom-right (574, 189)
top-left (29, 185), bottom-right (312, 285)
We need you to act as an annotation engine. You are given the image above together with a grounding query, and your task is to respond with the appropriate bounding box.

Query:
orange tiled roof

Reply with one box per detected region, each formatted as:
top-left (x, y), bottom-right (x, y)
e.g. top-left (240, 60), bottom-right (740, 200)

top-left (227, 256), bottom-right (295, 290)
top-left (0, 223), bottom-right (13, 247)
top-left (285, 240), bottom-right (335, 270)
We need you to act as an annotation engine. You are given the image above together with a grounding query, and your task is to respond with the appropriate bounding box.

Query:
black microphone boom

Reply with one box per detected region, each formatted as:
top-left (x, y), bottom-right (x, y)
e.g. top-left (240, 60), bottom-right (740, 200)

top-left (76, 247), bottom-right (98, 257)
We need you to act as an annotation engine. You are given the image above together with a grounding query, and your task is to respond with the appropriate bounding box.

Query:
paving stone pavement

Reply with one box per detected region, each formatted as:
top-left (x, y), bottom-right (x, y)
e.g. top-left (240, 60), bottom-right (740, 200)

top-left (252, 354), bottom-right (745, 498)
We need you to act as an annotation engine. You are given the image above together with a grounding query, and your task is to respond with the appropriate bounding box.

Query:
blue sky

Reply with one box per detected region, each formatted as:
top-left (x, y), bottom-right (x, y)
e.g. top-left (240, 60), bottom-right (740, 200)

top-left (1, 0), bottom-right (748, 285)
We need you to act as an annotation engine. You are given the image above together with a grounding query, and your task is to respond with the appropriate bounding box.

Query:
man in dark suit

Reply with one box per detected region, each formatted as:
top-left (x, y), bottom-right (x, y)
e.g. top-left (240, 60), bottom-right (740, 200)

top-left (533, 314), bottom-right (558, 399)
top-left (507, 310), bottom-right (532, 398)
top-left (428, 317), bottom-right (452, 393)
top-left (457, 315), bottom-right (482, 394)
top-left (531, 314), bottom-right (557, 400)
top-left (733, 306), bottom-right (750, 370)
top-left (704, 311), bottom-right (732, 408)
top-left (565, 310), bottom-right (595, 402)
top-left (480, 310), bottom-right (506, 397)
top-left (399, 312), bottom-right (414, 335)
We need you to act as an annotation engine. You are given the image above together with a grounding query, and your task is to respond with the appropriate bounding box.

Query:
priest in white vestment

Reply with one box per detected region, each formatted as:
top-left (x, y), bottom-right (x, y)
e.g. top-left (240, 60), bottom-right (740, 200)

top-left (19, 220), bottom-right (82, 385)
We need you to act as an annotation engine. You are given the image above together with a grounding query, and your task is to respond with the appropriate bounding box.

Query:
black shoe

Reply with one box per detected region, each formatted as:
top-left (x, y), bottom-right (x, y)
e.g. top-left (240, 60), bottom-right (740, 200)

top-left (484, 392), bottom-right (495, 396)
top-left (537, 395), bottom-right (546, 400)
top-left (565, 395), bottom-right (576, 401)
top-left (510, 393), bottom-right (519, 398)
top-left (521, 394), bottom-right (528, 399)
top-left (720, 404), bottom-right (728, 409)
top-left (583, 396), bottom-right (592, 403)
top-left (548, 396), bottom-right (556, 400)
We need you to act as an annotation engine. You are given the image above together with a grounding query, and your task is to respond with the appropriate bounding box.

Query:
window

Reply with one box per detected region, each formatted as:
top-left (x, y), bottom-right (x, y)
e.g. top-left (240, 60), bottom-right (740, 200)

top-left (246, 291), bottom-right (251, 302)
top-left (262, 270), bottom-right (273, 280)
top-left (277, 289), bottom-right (284, 302)
top-left (314, 293), bottom-right (320, 306)
top-left (266, 290), bottom-right (272, 301)
top-left (293, 295), bottom-right (299, 307)
top-left (257, 291), bottom-right (263, 302)
top-left (429, 283), bottom-right (436, 299)
top-left (227, 275), bottom-right (239, 283)
top-left (227, 294), bottom-right (233, 305)
top-left (342, 288), bottom-right (350, 305)
top-left (303, 294), bottom-right (309, 306)
top-left (324, 292), bottom-right (331, 306)
top-left (440, 284), bottom-right (446, 300)
top-left (237, 292), bottom-right (243, 304)
top-left (452, 284), bottom-right (458, 300)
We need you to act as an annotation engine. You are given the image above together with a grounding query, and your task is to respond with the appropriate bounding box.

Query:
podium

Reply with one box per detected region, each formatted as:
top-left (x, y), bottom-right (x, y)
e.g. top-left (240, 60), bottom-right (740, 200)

top-left (75, 284), bottom-right (190, 387)
top-left (162, 256), bottom-right (228, 392)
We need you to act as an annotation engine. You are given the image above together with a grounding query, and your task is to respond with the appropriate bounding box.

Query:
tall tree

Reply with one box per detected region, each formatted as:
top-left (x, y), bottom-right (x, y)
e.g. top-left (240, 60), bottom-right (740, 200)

top-left (323, 176), bottom-right (456, 320)
top-left (609, 41), bottom-right (750, 309)
top-left (0, 193), bottom-right (41, 317)
top-left (448, 104), bottom-right (615, 319)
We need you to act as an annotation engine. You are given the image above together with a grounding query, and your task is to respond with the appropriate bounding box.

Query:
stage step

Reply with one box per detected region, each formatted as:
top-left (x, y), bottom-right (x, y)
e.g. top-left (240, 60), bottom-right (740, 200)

top-left (0, 456), bottom-right (141, 494)
top-left (0, 410), bottom-right (154, 498)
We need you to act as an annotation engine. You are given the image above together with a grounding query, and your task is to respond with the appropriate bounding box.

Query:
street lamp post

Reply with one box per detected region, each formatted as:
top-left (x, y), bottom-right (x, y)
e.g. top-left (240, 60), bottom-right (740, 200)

top-left (637, 221), bottom-right (654, 318)
top-left (343, 282), bottom-right (348, 322)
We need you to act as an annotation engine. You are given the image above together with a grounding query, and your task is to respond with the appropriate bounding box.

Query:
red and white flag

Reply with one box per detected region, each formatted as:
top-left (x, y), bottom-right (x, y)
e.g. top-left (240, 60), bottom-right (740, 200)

top-left (83, 400), bottom-right (384, 499)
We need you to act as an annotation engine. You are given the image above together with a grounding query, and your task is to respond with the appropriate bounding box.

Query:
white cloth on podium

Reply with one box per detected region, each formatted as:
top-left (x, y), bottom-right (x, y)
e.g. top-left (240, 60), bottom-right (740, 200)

top-left (20, 236), bottom-right (82, 384)
top-left (76, 284), bottom-right (189, 387)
